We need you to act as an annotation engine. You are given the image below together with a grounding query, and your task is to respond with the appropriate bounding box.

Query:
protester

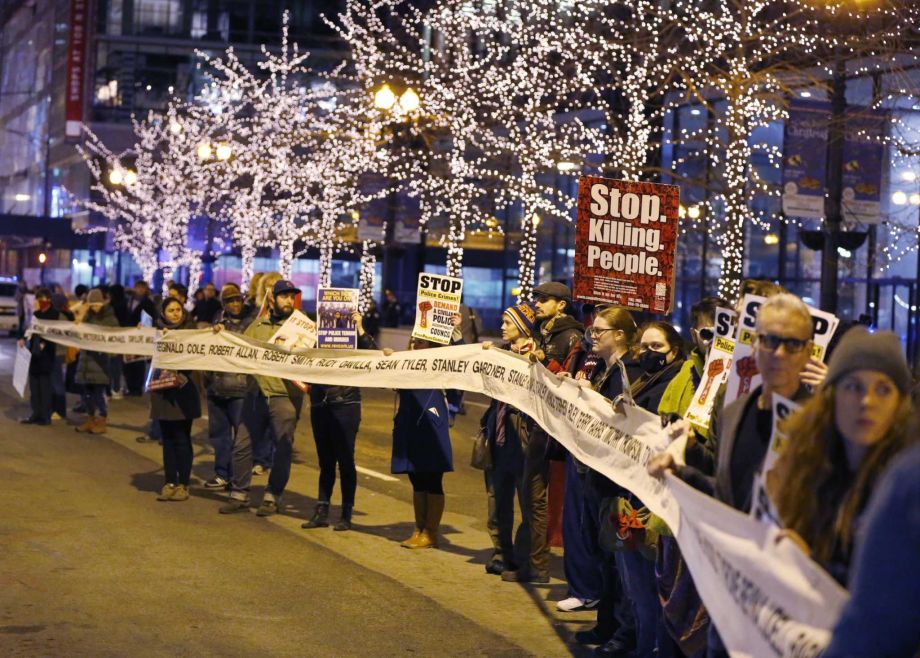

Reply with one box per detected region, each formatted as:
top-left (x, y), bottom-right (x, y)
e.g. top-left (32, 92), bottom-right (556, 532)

top-left (107, 284), bottom-right (130, 399)
top-left (767, 327), bottom-right (917, 585)
top-left (649, 292), bottom-right (816, 658)
top-left (502, 281), bottom-right (584, 584)
top-left (381, 288), bottom-right (401, 327)
top-left (168, 282), bottom-right (188, 306)
top-left (202, 285), bottom-right (254, 491)
top-left (249, 272), bottom-right (283, 474)
top-left (822, 439), bottom-right (920, 658)
top-left (74, 288), bottom-right (118, 434)
top-left (49, 291), bottom-right (74, 419)
top-left (389, 334), bottom-right (457, 549)
top-left (150, 297), bottom-right (201, 502)
top-left (301, 312), bottom-right (376, 532)
top-left (479, 302), bottom-right (539, 573)
top-left (243, 272), bottom-right (264, 317)
top-left (575, 305), bottom-right (641, 655)
top-left (19, 288), bottom-right (62, 425)
top-left (362, 299), bottom-right (381, 344)
top-left (218, 279), bottom-right (305, 517)
top-left (193, 283), bottom-right (222, 326)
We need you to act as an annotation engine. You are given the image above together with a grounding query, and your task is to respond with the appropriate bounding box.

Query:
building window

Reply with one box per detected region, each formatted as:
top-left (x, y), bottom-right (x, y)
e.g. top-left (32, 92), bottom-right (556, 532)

top-left (134, 0), bottom-right (184, 36)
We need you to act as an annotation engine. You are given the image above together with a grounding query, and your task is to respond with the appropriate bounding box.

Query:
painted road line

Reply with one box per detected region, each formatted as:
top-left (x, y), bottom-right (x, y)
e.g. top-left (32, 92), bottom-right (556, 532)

top-left (356, 465), bottom-right (400, 482)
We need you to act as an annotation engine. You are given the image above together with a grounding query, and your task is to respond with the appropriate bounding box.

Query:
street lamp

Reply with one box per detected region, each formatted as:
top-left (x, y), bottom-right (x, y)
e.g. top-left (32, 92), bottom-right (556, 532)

top-left (108, 168), bottom-right (124, 185)
top-left (123, 170), bottom-right (138, 186)
top-left (197, 143), bottom-right (213, 160)
top-left (215, 142), bottom-right (232, 161)
top-left (398, 87), bottom-right (420, 112)
top-left (374, 84), bottom-right (397, 111)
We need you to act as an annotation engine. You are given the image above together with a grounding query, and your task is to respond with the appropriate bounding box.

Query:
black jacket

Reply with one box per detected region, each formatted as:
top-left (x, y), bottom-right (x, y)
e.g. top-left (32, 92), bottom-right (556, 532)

top-left (206, 310), bottom-right (255, 398)
top-left (309, 333), bottom-right (376, 407)
top-left (150, 314), bottom-right (202, 421)
top-left (536, 314), bottom-right (584, 370)
top-left (28, 307), bottom-right (69, 375)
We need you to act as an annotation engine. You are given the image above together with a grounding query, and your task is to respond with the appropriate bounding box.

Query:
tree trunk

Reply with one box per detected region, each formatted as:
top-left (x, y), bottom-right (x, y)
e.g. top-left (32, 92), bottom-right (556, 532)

top-left (278, 241), bottom-right (294, 279)
top-left (517, 207), bottom-right (538, 302)
top-left (319, 240), bottom-right (334, 289)
top-left (445, 216), bottom-right (464, 279)
top-left (359, 241), bottom-right (376, 313)
top-left (718, 95), bottom-right (749, 302)
top-left (240, 243), bottom-right (257, 293)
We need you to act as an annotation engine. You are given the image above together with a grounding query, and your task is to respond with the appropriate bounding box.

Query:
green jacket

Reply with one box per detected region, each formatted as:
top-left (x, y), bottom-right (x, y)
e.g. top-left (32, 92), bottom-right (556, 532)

top-left (657, 348), bottom-right (711, 440)
top-left (244, 314), bottom-right (302, 399)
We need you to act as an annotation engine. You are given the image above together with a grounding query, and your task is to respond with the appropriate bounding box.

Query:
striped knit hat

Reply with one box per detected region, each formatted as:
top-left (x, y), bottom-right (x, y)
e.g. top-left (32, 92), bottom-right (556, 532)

top-left (504, 302), bottom-right (538, 337)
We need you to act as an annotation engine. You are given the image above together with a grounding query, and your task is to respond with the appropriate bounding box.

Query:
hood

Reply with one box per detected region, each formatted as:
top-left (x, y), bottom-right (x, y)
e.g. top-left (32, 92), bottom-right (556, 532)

top-left (542, 314), bottom-right (583, 336)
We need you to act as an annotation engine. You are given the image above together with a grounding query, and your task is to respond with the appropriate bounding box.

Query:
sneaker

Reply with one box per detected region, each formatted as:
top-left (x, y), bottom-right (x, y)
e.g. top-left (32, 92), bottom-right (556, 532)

top-left (51, 412), bottom-right (64, 421)
top-left (204, 477), bottom-right (229, 490)
top-left (219, 498), bottom-right (250, 514)
top-left (256, 499), bottom-right (278, 517)
top-left (557, 597), bottom-right (599, 612)
top-left (110, 391), bottom-right (124, 400)
top-left (170, 485), bottom-right (190, 501)
top-left (156, 484), bottom-right (177, 501)
top-left (252, 464), bottom-right (266, 476)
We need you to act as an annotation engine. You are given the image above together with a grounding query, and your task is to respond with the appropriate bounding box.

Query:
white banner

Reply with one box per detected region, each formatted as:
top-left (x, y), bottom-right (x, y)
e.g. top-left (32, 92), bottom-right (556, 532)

top-left (13, 345), bottom-right (30, 398)
top-left (28, 319), bottom-right (157, 356)
top-left (150, 329), bottom-right (848, 657)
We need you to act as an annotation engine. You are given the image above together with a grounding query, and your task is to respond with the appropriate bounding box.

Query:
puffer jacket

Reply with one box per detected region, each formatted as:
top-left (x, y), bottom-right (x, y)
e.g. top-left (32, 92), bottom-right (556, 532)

top-left (309, 333), bottom-right (375, 408)
top-left (75, 305), bottom-right (119, 385)
top-left (206, 309), bottom-right (254, 398)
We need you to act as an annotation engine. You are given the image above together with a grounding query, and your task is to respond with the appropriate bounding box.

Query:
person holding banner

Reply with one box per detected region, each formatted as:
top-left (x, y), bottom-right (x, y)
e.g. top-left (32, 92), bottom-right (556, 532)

top-left (767, 327), bottom-right (917, 586)
top-left (479, 302), bottom-right (539, 575)
top-left (74, 288), bottom-right (119, 434)
top-left (19, 288), bottom-right (72, 425)
top-left (502, 282), bottom-right (584, 584)
top-left (301, 312), bottom-right (376, 533)
top-left (150, 297), bottom-right (201, 502)
top-left (250, 272), bottom-right (283, 476)
top-left (202, 285), bottom-right (254, 491)
top-left (219, 280), bottom-right (304, 517)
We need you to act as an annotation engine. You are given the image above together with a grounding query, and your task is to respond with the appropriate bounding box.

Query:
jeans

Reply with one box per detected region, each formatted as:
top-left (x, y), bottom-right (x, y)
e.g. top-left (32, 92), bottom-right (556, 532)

top-left (235, 393), bottom-right (302, 501)
top-left (310, 403), bottom-right (360, 507)
top-left (615, 549), bottom-right (661, 657)
top-left (29, 373), bottom-right (53, 422)
top-left (562, 454), bottom-right (602, 601)
top-left (485, 467), bottom-right (529, 568)
top-left (160, 419), bottom-right (194, 486)
top-left (207, 395), bottom-right (244, 481)
top-left (82, 384), bottom-right (108, 417)
top-left (108, 355), bottom-right (124, 393)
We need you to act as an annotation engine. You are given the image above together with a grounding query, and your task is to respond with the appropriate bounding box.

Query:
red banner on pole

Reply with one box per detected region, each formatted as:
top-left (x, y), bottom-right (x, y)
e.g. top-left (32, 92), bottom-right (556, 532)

top-left (574, 176), bottom-right (680, 314)
top-left (65, 0), bottom-right (89, 141)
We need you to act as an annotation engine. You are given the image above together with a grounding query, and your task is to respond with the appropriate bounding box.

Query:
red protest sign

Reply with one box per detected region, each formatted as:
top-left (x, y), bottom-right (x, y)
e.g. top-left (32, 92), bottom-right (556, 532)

top-left (574, 176), bottom-right (680, 314)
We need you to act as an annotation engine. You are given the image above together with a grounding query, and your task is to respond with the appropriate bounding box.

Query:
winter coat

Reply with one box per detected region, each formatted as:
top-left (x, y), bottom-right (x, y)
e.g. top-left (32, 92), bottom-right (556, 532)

top-left (150, 315), bottom-right (202, 421)
top-left (75, 305), bottom-right (119, 385)
top-left (535, 314), bottom-right (584, 372)
top-left (658, 349), bottom-right (708, 438)
top-left (28, 307), bottom-right (68, 375)
top-left (309, 333), bottom-right (376, 408)
top-left (480, 397), bottom-right (532, 475)
top-left (243, 312), bottom-right (304, 399)
top-left (206, 310), bottom-right (254, 399)
top-left (391, 389), bottom-right (453, 474)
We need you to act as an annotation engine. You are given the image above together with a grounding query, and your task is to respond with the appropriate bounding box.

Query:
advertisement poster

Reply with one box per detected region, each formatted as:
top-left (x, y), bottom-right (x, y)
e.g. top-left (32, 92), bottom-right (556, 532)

top-left (412, 273), bottom-right (463, 345)
top-left (317, 287), bottom-right (359, 350)
top-left (268, 309), bottom-right (317, 351)
top-left (574, 176), bottom-right (680, 313)
top-left (782, 101), bottom-right (829, 220)
top-left (724, 295), bottom-right (840, 405)
top-left (841, 107), bottom-right (888, 225)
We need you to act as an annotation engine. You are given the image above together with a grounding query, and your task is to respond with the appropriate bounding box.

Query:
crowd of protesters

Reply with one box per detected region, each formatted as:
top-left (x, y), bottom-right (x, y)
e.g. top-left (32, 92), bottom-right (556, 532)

top-left (13, 273), bottom-right (920, 657)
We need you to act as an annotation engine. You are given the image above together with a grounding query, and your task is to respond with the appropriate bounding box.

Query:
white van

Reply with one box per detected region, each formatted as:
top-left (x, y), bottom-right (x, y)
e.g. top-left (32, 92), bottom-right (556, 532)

top-left (0, 278), bottom-right (21, 334)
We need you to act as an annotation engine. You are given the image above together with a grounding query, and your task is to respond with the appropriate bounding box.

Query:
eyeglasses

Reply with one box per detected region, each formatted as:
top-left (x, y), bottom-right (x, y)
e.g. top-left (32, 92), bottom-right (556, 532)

top-left (697, 327), bottom-right (715, 341)
top-left (589, 327), bottom-right (617, 338)
top-left (756, 333), bottom-right (809, 353)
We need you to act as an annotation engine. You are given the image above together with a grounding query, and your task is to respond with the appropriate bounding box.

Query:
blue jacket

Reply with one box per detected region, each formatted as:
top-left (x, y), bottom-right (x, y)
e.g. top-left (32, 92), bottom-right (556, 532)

top-left (823, 440), bottom-right (920, 658)
top-left (391, 389), bottom-right (453, 474)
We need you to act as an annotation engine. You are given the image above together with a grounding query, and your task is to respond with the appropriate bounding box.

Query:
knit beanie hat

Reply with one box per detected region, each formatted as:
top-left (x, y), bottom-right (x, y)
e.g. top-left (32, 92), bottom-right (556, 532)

top-left (86, 288), bottom-right (104, 304)
top-left (825, 326), bottom-right (912, 394)
top-left (504, 302), bottom-right (538, 337)
top-left (220, 284), bottom-right (243, 303)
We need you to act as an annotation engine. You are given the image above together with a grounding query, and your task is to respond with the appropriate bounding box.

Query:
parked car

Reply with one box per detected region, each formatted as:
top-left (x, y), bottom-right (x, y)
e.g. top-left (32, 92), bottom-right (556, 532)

top-left (0, 278), bottom-right (21, 335)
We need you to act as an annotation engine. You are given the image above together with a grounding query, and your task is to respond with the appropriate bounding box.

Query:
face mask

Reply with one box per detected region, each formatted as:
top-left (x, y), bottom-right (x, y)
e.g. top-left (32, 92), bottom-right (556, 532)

top-left (639, 349), bottom-right (668, 374)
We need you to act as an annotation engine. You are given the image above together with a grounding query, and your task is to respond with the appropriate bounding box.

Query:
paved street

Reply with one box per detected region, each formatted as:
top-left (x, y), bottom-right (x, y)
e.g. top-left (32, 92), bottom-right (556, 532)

top-left (0, 339), bottom-right (594, 657)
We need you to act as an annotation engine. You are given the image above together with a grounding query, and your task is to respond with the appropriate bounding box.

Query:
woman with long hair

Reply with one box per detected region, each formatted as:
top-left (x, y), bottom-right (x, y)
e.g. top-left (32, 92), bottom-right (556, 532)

top-left (768, 326), bottom-right (916, 585)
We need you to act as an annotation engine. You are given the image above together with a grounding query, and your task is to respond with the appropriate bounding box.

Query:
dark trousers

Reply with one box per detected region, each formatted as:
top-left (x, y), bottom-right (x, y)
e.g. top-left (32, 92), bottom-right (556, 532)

top-left (108, 355), bottom-right (123, 393)
top-left (252, 409), bottom-right (276, 469)
top-left (562, 454), bottom-right (603, 601)
top-left (160, 419), bottom-right (194, 486)
top-left (310, 403), bottom-right (360, 507)
top-left (207, 395), bottom-right (244, 481)
top-left (29, 373), bottom-right (53, 422)
top-left (236, 393), bottom-right (302, 501)
top-left (51, 355), bottom-right (66, 417)
top-left (123, 359), bottom-right (147, 395)
top-left (82, 384), bottom-right (108, 417)
top-left (615, 549), bottom-right (662, 657)
top-left (523, 428), bottom-right (550, 575)
top-left (485, 467), bottom-right (529, 568)
top-left (408, 471), bottom-right (444, 494)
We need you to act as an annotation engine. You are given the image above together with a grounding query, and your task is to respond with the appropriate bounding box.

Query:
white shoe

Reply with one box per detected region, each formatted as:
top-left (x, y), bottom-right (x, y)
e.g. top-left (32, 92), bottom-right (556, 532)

top-left (110, 391), bottom-right (124, 400)
top-left (556, 597), bottom-right (599, 612)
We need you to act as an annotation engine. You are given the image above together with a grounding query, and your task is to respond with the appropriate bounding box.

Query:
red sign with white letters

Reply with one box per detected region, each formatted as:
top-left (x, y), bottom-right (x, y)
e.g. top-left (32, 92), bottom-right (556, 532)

top-left (65, 0), bottom-right (89, 141)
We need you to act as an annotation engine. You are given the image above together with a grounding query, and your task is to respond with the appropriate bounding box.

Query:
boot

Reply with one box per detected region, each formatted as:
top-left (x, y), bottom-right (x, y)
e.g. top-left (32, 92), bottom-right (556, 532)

top-left (301, 502), bottom-right (330, 529)
top-left (170, 484), bottom-right (189, 501)
top-left (90, 416), bottom-right (107, 434)
top-left (414, 493), bottom-right (445, 550)
top-left (333, 504), bottom-right (353, 532)
top-left (401, 492), bottom-right (428, 547)
top-left (75, 416), bottom-right (96, 433)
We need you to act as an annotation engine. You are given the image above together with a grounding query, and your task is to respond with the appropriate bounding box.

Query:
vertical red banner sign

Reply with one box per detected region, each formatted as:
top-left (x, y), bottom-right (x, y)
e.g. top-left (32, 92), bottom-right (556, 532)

top-left (65, 0), bottom-right (89, 141)
top-left (574, 176), bottom-right (680, 314)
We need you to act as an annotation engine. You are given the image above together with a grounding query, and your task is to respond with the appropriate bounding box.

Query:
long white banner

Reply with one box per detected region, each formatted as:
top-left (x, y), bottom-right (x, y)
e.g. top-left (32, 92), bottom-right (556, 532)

top-left (28, 319), bottom-right (157, 356)
top-left (150, 329), bottom-right (847, 657)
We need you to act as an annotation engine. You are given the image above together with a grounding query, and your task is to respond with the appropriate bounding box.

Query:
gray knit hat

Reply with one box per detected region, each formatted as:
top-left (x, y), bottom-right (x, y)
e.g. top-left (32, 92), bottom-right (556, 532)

top-left (825, 326), bottom-right (912, 394)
